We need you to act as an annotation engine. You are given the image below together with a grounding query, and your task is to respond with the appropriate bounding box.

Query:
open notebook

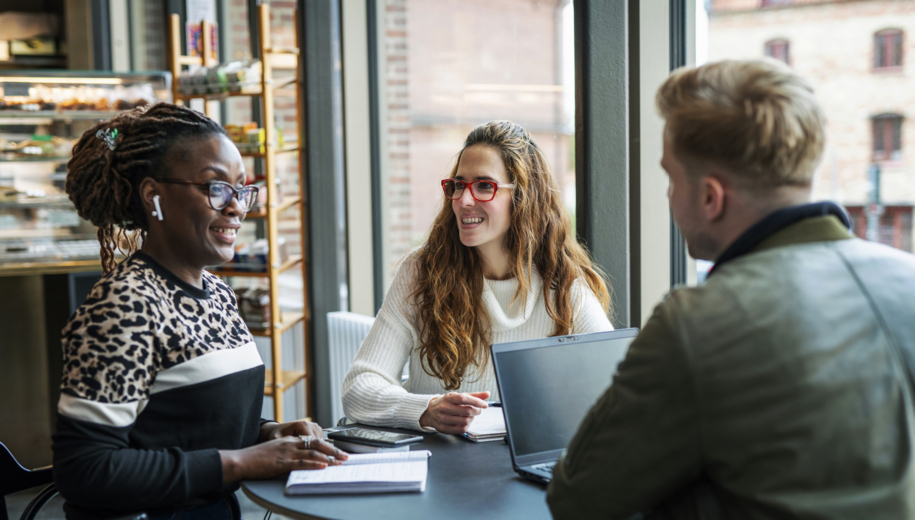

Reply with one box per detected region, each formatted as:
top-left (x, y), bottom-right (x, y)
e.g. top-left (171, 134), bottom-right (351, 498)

top-left (285, 450), bottom-right (432, 495)
top-left (463, 406), bottom-right (507, 442)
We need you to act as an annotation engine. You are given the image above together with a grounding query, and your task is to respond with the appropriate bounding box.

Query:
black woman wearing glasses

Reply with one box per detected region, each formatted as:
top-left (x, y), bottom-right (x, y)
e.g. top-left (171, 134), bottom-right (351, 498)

top-left (342, 120), bottom-right (613, 434)
top-left (54, 103), bottom-right (347, 520)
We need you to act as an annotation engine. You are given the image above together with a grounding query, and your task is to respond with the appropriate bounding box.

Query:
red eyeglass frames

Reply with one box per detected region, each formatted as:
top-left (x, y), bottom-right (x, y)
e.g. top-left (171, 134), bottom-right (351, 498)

top-left (441, 179), bottom-right (515, 202)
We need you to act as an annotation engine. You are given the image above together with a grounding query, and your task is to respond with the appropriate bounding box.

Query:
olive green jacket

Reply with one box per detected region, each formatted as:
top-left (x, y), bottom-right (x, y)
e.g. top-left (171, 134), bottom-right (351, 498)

top-left (548, 215), bottom-right (915, 519)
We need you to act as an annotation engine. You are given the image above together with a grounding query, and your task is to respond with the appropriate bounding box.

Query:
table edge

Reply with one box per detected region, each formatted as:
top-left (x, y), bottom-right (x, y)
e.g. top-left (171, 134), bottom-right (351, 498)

top-left (241, 481), bottom-right (325, 520)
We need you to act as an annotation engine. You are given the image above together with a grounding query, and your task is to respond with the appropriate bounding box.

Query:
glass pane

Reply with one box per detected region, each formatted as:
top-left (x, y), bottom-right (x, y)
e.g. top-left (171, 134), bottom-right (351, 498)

top-left (873, 119), bottom-right (885, 160)
top-left (375, 0), bottom-right (576, 291)
top-left (700, 1), bottom-right (915, 271)
top-left (129, 0), bottom-right (167, 72)
top-left (876, 34), bottom-right (887, 67)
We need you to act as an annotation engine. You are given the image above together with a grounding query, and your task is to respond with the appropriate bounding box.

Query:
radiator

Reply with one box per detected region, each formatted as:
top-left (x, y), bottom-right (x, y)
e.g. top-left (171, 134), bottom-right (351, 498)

top-left (327, 311), bottom-right (376, 425)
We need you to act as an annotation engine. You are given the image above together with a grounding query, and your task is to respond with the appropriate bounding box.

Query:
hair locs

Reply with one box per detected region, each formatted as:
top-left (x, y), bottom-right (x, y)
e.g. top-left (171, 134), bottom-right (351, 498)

top-left (411, 120), bottom-right (611, 391)
top-left (65, 103), bottom-right (227, 273)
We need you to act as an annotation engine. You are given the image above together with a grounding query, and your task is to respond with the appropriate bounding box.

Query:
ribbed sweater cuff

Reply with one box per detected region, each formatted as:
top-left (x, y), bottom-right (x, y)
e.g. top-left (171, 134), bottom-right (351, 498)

top-left (185, 448), bottom-right (224, 494)
top-left (394, 393), bottom-right (441, 431)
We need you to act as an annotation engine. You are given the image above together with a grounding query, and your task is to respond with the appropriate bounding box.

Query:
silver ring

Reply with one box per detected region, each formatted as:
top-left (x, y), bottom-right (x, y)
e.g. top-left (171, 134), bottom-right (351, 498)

top-left (300, 435), bottom-right (316, 449)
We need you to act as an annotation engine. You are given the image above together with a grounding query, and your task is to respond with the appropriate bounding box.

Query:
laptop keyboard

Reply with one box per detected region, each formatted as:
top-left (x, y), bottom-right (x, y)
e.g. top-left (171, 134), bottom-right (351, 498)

top-left (531, 461), bottom-right (557, 475)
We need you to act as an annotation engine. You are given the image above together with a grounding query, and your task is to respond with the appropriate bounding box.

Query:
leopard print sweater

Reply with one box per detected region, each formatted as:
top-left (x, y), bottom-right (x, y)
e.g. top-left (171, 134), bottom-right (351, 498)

top-left (53, 251), bottom-right (267, 517)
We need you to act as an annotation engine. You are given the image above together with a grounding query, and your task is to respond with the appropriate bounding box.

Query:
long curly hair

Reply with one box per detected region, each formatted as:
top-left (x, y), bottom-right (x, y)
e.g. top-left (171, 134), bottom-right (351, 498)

top-left (411, 120), bottom-right (611, 390)
top-left (66, 103), bottom-right (226, 273)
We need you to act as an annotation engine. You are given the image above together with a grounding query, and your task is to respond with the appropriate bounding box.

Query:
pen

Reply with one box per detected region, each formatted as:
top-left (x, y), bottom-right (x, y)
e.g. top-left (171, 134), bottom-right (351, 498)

top-left (488, 401), bottom-right (502, 407)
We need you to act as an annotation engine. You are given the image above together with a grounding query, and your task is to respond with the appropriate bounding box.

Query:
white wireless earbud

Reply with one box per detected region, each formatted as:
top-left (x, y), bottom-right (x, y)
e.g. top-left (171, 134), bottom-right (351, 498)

top-left (151, 195), bottom-right (164, 221)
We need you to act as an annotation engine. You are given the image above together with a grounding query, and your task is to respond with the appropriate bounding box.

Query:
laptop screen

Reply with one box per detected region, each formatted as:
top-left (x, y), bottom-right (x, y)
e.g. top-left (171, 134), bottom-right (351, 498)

top-left (493, 330), bottom-right (636, 459)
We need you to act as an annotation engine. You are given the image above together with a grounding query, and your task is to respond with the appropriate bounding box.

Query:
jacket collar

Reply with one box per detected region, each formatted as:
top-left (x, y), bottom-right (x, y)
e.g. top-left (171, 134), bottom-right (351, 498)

top-left (707, 201), bottom-right (853, 278)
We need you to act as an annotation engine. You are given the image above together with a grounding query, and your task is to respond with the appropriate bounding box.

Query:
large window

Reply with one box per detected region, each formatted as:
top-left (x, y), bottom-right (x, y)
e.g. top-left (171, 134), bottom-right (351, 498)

top-left (703, 0), bottom-right (915, 262)
top-left (374, 0), bottom-right (575, 291)
top-left (874, 29), bottom-right (903, 70)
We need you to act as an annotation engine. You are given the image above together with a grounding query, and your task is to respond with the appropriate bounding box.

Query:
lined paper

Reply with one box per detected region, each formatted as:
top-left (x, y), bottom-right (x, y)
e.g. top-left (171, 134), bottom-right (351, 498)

top-left (286, 450), bottom-right (431, 494)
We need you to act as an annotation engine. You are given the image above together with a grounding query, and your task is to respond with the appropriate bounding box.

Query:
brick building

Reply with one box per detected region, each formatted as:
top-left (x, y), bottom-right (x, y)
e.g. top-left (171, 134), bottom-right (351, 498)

top-left (709, 0), bottom-right (915, 252)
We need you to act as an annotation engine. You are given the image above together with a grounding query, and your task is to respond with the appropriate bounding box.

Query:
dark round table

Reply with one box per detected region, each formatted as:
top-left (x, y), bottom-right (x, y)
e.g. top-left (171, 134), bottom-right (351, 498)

top-left (241, 430), bottom-right (553, 520)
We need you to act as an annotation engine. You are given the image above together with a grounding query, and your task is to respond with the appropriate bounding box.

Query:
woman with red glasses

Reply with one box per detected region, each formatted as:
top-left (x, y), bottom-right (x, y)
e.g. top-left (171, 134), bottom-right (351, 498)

top-left (54, 103), bottom-right (347, 520)
top-left (343, 120), bottom-right (613, 433)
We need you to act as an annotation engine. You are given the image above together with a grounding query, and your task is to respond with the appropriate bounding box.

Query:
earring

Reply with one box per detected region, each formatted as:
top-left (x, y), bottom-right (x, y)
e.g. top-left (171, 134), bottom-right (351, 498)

top-left (151, 195), bottom-right (164, 221)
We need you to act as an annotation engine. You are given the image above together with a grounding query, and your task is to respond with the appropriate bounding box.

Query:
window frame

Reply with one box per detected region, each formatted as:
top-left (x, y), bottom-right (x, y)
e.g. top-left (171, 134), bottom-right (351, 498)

top-left (874, 28), bottom-right (904, 71)
top-left (872, 113), bottom-right (904, 163)
top-left (764, 38), bottom-right (790, 65)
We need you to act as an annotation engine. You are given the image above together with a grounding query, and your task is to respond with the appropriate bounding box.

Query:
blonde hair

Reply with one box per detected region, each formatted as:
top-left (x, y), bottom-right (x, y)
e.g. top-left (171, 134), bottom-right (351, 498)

top-left (411, 120), bottom-right (611, 390)
top-left (656, 59), bottom-right (825, 186)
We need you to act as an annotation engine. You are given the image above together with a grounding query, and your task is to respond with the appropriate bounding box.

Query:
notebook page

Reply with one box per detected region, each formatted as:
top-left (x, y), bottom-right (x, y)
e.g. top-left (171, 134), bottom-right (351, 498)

top-left (341, 450), bottom-right (431, 466)
top-left (466, 407), bottom-right (506, 436)
top-left (288, 459), bottom-right (428, 485)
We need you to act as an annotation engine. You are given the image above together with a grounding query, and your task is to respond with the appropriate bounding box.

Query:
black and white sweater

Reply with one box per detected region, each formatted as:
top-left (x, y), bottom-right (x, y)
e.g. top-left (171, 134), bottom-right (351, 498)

top-left (53, 252), bottom-right (266, 519)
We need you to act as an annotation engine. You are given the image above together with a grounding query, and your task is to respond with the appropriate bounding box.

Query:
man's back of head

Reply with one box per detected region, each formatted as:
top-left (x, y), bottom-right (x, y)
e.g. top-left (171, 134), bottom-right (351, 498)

top-left (656, 59), bottom-right (829, 261)
top-left (657, 58), bottom-right (825, 188)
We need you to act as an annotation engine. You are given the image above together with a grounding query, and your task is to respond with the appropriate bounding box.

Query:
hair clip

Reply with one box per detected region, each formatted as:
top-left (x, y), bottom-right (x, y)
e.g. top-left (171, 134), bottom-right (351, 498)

top-left (96, 128), bottom-right (120, 151)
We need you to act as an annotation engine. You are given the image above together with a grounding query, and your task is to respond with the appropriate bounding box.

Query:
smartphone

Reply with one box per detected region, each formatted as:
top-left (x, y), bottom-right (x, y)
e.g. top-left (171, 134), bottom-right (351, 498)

top-left (327, 428), bottom-right (424, 447)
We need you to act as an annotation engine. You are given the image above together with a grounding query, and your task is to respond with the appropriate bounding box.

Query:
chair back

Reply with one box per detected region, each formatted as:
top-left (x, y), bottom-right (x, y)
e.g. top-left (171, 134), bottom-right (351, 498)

top-left (0, 443), bottom-right (52, 498)
top-left (0, 442), bottom-right (55, 520)
top-left (327, 312), bottom-right (376, 424)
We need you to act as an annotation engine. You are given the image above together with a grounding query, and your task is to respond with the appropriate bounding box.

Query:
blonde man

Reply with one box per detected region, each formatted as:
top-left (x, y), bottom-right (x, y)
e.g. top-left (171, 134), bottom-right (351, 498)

top-left (548, 59), bottom-right (915, 519)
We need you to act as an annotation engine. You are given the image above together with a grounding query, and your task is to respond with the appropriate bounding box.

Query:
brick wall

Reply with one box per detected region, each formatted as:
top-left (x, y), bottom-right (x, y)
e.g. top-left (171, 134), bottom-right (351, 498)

top-left (383, 0), bottom-right (414, 273)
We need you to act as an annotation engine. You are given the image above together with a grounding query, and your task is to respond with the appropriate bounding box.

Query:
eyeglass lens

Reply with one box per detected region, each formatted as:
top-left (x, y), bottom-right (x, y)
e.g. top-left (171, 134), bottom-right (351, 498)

top-left (443, 180), bottom-right (497, 201)
top-left (209, 183), bottom-right (257, 211)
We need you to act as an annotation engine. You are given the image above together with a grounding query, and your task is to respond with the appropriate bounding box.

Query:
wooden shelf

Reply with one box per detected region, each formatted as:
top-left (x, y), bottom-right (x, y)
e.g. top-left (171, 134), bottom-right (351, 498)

top-left (245, 196), bottom-right (301, 219)
top-left (209, 254), bottom-right (302, 278)
top-left (249, 312), bottom-right (305, 337)
top-left (176, 90), bottom-right (261, 102)
top-left (263, 370), bottom-right (306, 396)
top-left (238, 145), bottom-right (300, 158)
top-left (168, 4), bottom-right (309, 423)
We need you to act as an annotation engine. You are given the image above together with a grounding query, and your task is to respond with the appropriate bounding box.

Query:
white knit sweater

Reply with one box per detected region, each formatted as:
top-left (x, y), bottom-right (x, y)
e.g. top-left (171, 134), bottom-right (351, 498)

top-left (341, 254), bottom-right (613, 431)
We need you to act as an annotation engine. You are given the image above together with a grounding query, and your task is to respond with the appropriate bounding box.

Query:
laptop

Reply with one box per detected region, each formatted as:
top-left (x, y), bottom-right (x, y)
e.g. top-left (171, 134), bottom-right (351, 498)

top-left (491, 328), bottom-right (638, 484)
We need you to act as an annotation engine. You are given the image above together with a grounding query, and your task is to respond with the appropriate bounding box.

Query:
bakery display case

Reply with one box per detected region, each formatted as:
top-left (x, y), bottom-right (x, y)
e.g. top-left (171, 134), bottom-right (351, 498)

top-left (0, 71), bottom-right (171, 275)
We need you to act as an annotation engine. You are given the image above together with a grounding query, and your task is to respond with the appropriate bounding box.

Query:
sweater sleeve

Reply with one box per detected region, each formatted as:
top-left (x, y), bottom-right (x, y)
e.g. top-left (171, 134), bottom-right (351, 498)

top-left (341, 256), bottom-right (442, 431)
top-left (52, 282), bottom-right (223, 513)
top-left (571, 279), bottom-right (614, 333)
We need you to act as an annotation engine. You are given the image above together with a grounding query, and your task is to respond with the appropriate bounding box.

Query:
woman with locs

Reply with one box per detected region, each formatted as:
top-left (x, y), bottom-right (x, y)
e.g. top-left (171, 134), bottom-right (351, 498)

top-left (342, 120), bottom-right (613, 434)
top-left (54, 103), bottom-right (347, 520)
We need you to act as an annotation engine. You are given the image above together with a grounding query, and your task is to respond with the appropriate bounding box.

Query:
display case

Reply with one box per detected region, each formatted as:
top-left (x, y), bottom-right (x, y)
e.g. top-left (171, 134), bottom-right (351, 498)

top-left (0, 71), bottom-right (171, 276)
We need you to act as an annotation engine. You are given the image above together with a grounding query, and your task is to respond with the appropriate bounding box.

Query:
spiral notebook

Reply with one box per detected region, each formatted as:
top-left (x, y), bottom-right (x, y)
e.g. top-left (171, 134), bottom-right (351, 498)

top-left (285, 450), bottom-right (431, 495)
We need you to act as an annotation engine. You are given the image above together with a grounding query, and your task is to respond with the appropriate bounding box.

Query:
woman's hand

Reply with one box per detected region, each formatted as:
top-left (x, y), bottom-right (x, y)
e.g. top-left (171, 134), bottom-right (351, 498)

top-left (419, 391), bottom-right (491, 434)
top-left (259, 419), bottom-right (324, 443)
top-left (220, 435), bottom-right (350, 483)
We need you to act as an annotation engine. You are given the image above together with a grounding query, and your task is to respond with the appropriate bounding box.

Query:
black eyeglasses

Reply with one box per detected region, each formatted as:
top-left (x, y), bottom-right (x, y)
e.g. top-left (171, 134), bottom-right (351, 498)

top-left (158, 179), bottom-right (259, 211)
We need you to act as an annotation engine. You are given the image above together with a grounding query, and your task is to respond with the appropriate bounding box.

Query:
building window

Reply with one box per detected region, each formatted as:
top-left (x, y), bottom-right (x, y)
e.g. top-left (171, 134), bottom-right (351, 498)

top-left (874, 29), bottom-right (903, 70)
top-left (872, 114), bottom-right (903, 162)
top-left (764, 39), bottom-right (790, 64)
top-left (847, 205), bottom-right (914, 252)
